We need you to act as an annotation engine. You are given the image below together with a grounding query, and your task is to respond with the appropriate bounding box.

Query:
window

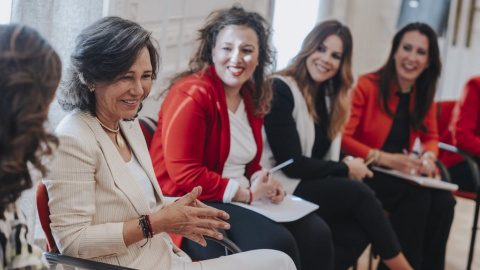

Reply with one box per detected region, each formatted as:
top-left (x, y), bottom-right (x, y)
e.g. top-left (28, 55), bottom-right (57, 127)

top-left (397, 0), bottom-right (451, 37)
top-left (0, 0), bottom-right (12, 24)
top-left (272, 0), bottom-right (321, 70)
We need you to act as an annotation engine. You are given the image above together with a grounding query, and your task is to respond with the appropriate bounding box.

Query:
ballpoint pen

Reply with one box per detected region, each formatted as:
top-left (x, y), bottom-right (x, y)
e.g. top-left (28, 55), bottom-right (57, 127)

top-left (365, 157), bottom-right (375, 166)
top-left (268, 158), bottom-right (294, 174)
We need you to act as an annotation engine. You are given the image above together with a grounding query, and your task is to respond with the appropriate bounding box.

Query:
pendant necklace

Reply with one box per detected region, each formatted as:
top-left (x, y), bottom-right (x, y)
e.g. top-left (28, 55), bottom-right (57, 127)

top-left (95, 117), bottom-right (125, 148)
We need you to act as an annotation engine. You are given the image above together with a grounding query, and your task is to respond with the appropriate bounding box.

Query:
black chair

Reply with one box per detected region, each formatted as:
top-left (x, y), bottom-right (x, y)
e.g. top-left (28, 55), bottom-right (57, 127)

top-left (438, 143), bottom-right (480, 270)
top-left (436, 100), bottom-right (480, 270)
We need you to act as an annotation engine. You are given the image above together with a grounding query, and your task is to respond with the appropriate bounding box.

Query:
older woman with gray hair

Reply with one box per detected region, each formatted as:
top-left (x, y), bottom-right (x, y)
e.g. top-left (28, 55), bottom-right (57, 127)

top-left (46, 16), bottom-right (295, 270)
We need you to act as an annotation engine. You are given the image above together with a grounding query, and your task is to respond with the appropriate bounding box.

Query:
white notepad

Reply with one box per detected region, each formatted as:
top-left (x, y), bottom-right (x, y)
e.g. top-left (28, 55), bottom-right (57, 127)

top-left (231, 195), bottom-right (319, 222)
top-left (372, 166), bottom-right (459, 191)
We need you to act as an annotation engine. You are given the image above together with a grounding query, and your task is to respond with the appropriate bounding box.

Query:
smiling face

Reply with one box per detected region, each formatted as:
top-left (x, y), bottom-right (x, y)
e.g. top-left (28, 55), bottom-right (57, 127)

top-left (306, 34), bottom-right (343, 84)
top-left (394, 30), bottom-right (430, 90)
top-left (95, 47), bottom-right (153, 127)
top-left (211, 25), bottom-right (259, 94)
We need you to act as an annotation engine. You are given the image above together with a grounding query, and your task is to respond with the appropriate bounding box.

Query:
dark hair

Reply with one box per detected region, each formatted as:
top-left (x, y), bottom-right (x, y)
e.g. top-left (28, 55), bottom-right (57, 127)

top-left (169, 5), bottom-right (275, 116)
top-left (376, 22), bottom-right (441, 132)
top-left (279, 20), bottom-right (353, 139)
top-left (58, 16), bottom-right (160, 120)
top-left (0, 24), bottom-right (61, 217)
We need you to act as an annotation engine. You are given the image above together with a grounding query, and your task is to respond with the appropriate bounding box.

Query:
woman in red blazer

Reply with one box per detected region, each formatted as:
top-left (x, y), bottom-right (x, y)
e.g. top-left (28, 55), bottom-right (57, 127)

top-left (443, 76), bottom-right (480, 192)
top-left (150, 6), bottom-right (332, 270)
top-left (341, 22), bottom-right (455, 270)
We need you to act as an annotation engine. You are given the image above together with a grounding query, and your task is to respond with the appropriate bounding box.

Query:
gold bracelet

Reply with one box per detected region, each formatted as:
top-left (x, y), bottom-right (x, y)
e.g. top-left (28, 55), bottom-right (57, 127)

top-left (367, 149), bottom-right (381, 165)
top-left (422, 151), bottom-right (437, 161)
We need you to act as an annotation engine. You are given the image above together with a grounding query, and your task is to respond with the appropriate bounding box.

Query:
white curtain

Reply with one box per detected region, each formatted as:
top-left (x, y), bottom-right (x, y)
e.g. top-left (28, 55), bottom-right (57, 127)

top-left (10, 0), bottom-right (103, 247)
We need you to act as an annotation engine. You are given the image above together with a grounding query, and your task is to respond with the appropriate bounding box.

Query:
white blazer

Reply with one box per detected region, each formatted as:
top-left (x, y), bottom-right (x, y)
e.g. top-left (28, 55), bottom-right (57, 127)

top-left (261, 75), bottom-right (341, 194)
top-left (44, 111), bottom-right (188, 269)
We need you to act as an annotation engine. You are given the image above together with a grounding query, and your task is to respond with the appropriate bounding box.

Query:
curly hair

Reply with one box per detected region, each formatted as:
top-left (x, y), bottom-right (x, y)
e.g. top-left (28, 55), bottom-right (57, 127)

top-left (375, 22), bottom-right (441, 133)
top-left (278, 20), bottom-right (353, 140)
top-left (168, 4), bottom-right (275, 116)
top-left (58, 16), bottom-right (160, 120)
top-left (0, 24), bottom-right (61, 217)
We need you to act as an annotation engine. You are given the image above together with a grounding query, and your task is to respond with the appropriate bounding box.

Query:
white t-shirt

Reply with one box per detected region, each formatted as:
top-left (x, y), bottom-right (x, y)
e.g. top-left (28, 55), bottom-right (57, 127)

top-left (126, 152), bottom-right (156, 211)
top-left (222, 99), bottom-right (257, 203)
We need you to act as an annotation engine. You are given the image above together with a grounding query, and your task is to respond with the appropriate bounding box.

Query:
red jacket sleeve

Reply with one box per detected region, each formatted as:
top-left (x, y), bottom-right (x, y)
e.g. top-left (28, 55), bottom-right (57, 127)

top-left (453, 77), bottom-right (480, 155)
top-left (160, 82), bottom-right (229, 201)
top-left (418, 101), bottom-right (439, 156)
top-left (342, 77), bottom-right (374, 158)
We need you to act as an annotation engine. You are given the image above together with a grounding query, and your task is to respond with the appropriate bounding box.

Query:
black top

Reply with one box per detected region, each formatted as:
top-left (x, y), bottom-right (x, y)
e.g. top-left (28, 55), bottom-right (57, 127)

top-left (381, 91), bottom-right (411, 154)
top-left (263, 78), bottom-right (349, 180)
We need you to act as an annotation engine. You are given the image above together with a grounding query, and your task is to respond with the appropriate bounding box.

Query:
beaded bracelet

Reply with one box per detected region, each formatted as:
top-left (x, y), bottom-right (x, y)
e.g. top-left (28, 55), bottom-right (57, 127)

top-left (138, 215), bottom-right (153, 247)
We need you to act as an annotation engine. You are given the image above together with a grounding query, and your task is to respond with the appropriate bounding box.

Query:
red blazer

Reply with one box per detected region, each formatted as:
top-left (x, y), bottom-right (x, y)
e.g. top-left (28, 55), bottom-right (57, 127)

top-left (441, 76), bottom-right (480, 167)
top-left (341, 73), bottom-right (439, 158)
top-left (150, 65), bottom-right (263, 201)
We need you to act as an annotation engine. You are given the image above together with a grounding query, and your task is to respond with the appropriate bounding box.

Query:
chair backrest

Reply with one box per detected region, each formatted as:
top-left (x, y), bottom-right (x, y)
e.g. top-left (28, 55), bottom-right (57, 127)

top-left (36, 181), bottom-right (58, 253)
top-left (138, 117), bottom-right (158, 149)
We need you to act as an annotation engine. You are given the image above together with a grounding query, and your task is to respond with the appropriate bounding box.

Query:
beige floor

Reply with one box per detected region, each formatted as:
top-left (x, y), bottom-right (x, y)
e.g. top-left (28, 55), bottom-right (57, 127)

top-left (352, 197), bottom-right (479, 270)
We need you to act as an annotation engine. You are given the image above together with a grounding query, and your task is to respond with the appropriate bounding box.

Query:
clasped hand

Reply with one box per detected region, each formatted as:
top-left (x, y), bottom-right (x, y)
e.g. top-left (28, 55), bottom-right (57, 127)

top-left (152, 186), bottom-right (230, 247)
top-left (250, 169), bottom-right (285, 204)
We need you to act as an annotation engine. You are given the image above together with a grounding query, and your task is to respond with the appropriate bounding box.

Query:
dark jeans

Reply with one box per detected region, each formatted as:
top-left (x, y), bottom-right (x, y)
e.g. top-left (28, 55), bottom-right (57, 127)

top-left (181, 202), bottom-right (334, 270)
top-left (365, 171), bottom-right (456, 270)
top-left (294, 177), bottom-right (402, 270)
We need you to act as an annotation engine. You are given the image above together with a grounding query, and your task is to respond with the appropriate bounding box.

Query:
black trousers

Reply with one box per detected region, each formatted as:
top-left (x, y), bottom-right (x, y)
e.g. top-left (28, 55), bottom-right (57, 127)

top-left (294, 177), bottom-right (402, 270)
top-left (448, 158), bottom-right (480, 192)
top-left (364, 172), bottom-right (456, 270)
top-left (181, 202), bottom-right (334, 270)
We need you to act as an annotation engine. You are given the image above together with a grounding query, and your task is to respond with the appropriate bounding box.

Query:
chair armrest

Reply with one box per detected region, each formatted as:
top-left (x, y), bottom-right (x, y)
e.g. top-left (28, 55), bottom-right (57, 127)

top-left (435, 159), bottom-right (452, 183)
top-left (45, 238), bottom-right (241, 270)
top-left (205, 235), bottom-right (242, 254)
top-left (439, 142), bottom-right (480, 189)
top-left (44, 252), bottom-right (137, 270)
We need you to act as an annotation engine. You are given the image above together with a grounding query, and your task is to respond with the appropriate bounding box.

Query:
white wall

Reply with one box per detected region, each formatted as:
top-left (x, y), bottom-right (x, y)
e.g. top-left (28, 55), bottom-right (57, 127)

top-left (329, 0), bottom-right (402, 78)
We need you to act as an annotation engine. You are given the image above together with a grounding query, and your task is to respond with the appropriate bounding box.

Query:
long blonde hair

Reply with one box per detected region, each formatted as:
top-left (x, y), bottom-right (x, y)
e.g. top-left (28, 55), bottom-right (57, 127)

top-left (277, 20), bottom-right (353, 140)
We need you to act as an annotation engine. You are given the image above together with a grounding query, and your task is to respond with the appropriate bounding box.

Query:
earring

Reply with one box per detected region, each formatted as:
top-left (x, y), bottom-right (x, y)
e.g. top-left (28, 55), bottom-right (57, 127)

top-left (88, 84), bottom-right (96, 92)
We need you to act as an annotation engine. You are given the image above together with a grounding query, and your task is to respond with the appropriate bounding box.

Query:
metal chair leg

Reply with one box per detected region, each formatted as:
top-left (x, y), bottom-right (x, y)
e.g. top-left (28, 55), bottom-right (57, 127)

top-left (466, 196), bottom-right (480, 270)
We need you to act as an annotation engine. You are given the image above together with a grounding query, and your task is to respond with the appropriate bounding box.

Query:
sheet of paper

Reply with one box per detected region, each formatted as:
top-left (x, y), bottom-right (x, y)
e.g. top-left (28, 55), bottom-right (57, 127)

top-left (372, 166), bottom-right (459, 191)
top-left (231, 195), bottom-right (319, 222)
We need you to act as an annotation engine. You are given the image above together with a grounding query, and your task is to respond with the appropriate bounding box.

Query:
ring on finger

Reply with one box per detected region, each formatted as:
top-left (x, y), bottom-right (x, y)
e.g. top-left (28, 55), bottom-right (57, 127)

top-left (423, 159), bottom-right (431, 170)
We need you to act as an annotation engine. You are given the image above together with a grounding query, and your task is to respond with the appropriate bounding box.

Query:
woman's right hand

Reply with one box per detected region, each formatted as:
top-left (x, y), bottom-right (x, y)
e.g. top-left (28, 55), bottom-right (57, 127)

top-left (151, 186), bottom-right (231, 247)
top-left (344, 157), bottom-right (373, 180)
top-left (250, 170), bottom-right (276, 201)
top-left (380, 152), bottom-right (423, 175)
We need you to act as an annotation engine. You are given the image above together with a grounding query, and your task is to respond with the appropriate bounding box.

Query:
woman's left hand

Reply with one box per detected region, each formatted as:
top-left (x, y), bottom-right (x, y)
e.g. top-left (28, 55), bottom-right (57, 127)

top-left (267, 180), bottom-right (286, 204)
top-left (418, 157), bottom-right (437, 178)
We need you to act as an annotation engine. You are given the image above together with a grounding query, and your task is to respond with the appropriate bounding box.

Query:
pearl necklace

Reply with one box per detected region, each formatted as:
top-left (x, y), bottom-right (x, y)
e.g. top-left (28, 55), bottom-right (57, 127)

top-left (95, 117), bottom-right (125, 148)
